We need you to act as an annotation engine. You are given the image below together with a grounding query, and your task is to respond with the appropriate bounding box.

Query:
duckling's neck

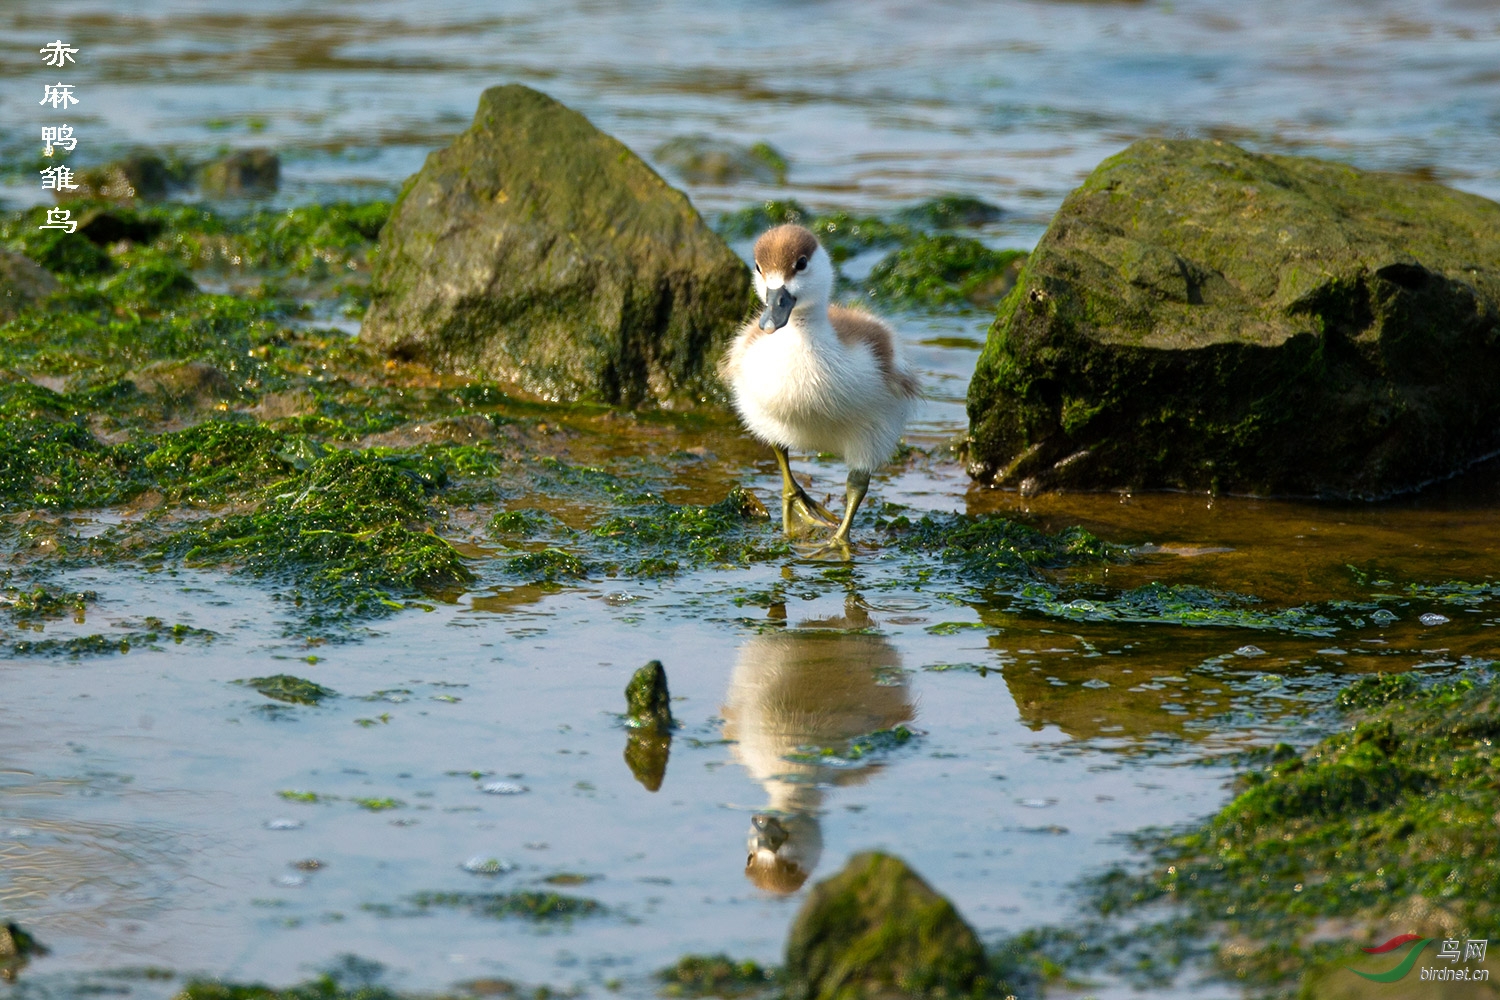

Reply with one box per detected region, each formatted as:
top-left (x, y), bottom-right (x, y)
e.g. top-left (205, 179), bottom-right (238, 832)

top-left (783, 301), bottom-right (835, 344)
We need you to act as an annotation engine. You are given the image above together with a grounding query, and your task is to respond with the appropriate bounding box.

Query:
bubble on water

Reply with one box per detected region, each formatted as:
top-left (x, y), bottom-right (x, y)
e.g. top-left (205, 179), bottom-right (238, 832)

top-left (4, 827), bottom-right (36, 838)
top-left (1370, 609), bottom-right (1399, 624)
top-left (1420, 612), bottom-right (1450, 626)
top-left (1081, 678), bottom-right (1110, 689)
top-left (480, 781), bottom-right (528, 795)
top-left (463, 855), bottom-right (517, 875)
top-left (1235, 645), bottom-right (1266, 657)
top-left (274, 873), bottom-right (306, 887)
top-left (265, 818), bottom-right (303, 831)
top-left (1017, 797), bottom-right (1057, 809)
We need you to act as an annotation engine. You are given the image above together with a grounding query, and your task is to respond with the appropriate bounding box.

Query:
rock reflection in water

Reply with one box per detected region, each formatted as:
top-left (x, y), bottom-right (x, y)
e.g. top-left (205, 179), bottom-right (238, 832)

top-left (721, 616), bottom-right (914, 894)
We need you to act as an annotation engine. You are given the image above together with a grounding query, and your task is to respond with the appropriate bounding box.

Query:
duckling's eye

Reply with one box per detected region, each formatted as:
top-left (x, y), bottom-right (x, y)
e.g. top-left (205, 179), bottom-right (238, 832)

top-left (753, 261), bottom-right (762, 274)
top-left (795, 256), bottom-right (808, 272)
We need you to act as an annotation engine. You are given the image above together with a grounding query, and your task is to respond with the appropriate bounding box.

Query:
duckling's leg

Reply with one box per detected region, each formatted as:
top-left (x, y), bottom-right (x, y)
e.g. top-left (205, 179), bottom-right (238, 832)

top-left (829, 469), bottom-right (871, 546)
top-left (798, 469), bottom-right (870, 560)
top-left (773, 444), bottom-right (838, 535)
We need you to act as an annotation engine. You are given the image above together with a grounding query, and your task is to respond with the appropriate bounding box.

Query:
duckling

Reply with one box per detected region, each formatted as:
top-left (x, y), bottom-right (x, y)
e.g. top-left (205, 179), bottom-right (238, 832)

top-left (719, 224), bottom-right (921, 554)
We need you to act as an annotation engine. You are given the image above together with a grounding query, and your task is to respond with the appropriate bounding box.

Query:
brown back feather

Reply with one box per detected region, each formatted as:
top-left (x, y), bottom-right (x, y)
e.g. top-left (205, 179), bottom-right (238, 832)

top-left (829, 305), bottom-right (922, 398)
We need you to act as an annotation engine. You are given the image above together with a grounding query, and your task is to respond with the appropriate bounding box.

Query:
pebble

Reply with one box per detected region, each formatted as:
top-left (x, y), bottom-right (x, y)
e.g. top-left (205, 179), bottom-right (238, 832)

top-left (463, 855), bottom-right (517, 875)
top-left (480, 781), bottom-right (528, 795)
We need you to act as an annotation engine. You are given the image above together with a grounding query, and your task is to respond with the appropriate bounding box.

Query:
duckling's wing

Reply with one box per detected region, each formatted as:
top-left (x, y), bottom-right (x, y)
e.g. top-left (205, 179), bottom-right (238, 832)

top-left (828, 305), bottom-right (921, 398)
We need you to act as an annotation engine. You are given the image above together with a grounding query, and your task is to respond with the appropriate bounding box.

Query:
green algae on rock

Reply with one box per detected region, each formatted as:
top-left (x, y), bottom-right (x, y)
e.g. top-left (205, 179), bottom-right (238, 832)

top-left (658, 954), bottom-right (777, 998)
top-left (405, 889), bottom-right (603, 922)
top-left (624, 659), bottom-right (675, 791)
top-left (199, 148), bottom-right (281, 198)
top-left (1090, 672), bottom-right (1500, 992)
top-left (625, 660), bottom-right (675, 733)
top-left (967, 138), bottom-right (1500, 498)
top-left (654, 135), bottom-right (789, 185)
top-left (235, 674), bottom-right (338, 706)
top-left (785, 851), bottom-right (990, 1000)
top-left (362, 85), bottom-right (755, 408)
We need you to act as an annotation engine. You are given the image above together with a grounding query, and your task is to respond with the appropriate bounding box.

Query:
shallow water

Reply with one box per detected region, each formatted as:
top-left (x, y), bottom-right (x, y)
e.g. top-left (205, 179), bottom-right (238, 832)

top-left (3, 1), bottom-right (1500, 998)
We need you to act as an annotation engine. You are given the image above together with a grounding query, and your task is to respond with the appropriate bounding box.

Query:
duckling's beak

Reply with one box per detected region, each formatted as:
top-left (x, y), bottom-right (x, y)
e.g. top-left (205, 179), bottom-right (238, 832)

top-left (759, 286), bottom-right (796, 331)
top-left (749, 814), bottom-right (789, 852)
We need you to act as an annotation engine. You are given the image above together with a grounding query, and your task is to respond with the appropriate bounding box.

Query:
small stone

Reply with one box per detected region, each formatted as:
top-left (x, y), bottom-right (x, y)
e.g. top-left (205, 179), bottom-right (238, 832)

top-left (463, 856), bottom-right (517, 875)
top-left (479, 781), bottom-right (528, 795)
top-left (126, 360), bottom-right (236, 408)
top-left (62, 152), bottom-right (181, 202)
top-left (625, 660), bottom-right (674, 734)
top-left (199, 148), bottom-right (280, 197)
top-left (0, 249), bottom-right (60, 320)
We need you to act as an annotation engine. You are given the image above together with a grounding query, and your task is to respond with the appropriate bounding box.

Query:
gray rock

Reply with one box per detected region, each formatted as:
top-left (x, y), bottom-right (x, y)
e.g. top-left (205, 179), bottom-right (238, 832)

top-left (361, 85), bottom-right (755, 407)
top-left (0, 250), bottom-right (60, 320)
top-left (967, 138), bottom-right (1500, 498)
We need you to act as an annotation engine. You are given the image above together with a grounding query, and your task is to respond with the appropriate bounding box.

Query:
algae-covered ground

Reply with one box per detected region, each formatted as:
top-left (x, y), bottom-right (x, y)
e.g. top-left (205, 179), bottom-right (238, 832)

top-left (0, 192), bottom-right (1037, 651)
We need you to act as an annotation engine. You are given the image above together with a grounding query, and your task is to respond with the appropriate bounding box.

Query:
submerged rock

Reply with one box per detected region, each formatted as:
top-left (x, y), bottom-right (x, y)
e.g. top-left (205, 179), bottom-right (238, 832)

top-left (0, 921), bottom-right (47, 980)
top-left (967, 138), bottom-right (1500, 498)
top-left (362, 84), bottom-right (754, 407)
top-left (199, 148), bottom-right (280, 197)
top-left (0, 250), bottom-right (59, 320)
top-left (785, 851), bottom-right (988, 1000)
top-left (654, 135), bottom-right (788, 185)
top-left (63, 152), bottom-right (182, 203)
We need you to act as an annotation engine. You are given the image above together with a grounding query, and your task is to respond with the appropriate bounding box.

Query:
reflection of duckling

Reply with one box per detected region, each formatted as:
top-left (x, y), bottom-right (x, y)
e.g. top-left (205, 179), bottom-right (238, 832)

top-left (719, 224), bottom-right (921, 555)
top-left (721, 630), bottom-right (914, 893)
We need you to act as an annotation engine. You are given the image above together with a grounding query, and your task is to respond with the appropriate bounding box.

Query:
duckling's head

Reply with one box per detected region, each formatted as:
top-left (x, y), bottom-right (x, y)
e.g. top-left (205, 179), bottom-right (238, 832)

top-left (752, 224), bottom-right (833, 332)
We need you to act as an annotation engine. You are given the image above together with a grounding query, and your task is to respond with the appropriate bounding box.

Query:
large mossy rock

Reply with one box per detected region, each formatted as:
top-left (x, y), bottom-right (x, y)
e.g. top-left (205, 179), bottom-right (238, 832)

top-left (785, 852), bottom-right (988, 1000)
top-left (967, 139), bottom-right (1500, 498)
top-left (362, 85), bottom-right (754, 407)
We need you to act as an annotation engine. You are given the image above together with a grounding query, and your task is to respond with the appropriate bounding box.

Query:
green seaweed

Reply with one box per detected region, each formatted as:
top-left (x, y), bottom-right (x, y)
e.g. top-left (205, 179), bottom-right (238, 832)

top-left (865, 235), bottom-right (1025, 309)
top-left (658, 954), bottom-right (777, 998)
top-left (589, 486), bottom-right (781, 574)
top-left (167, 450), bottom-right (473, 616)
top-left (1, 582), bottom-right (94, 623)
top-left (235, 674), bottom-right (338, 706)
top-left (179, 976), bottom-right (403, 1000)
top-left (1086, 673), bottom-right (1500, 992)
top-left (406, 890), bottom-right (603, 922)
top-left (1020, 581), bottom-right (1339, 635)
top-left (895, 196), bottom-right (1004, 230)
